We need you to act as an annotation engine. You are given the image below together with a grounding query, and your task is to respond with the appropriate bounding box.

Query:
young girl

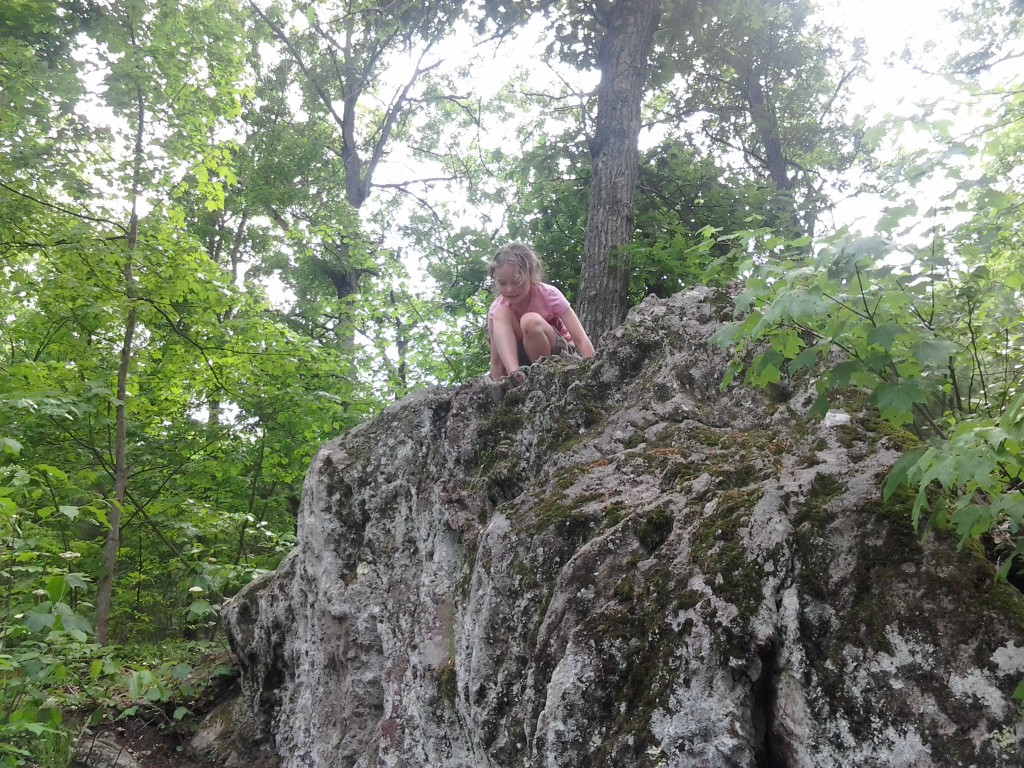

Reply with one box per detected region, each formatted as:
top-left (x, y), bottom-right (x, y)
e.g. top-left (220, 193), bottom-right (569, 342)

top-left (487, 242), bottom-right (595, 380)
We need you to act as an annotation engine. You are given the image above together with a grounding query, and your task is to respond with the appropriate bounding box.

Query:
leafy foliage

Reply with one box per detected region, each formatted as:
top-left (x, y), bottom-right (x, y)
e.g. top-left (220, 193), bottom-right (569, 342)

top-left (717, 231), bottom-right (1024, 548)
top-left (714, 0), bottom-right (1024, 572)
top-left (0, 438), bottom-right (237, 765)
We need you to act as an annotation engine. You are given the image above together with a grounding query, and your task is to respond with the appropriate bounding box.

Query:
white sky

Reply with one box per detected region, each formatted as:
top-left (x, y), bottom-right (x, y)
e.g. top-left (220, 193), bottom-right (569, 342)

top-left (827, 0), bottom-right (961, 112)
top-left (815, 0), bottom-right (978, 233)
top-left (828, 0), bottom-right (958, 57)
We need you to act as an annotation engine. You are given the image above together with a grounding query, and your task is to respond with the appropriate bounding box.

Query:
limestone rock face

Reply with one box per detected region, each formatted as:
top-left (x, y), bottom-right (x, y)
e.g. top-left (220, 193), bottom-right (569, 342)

top-left (222, 288), bottom-right (1024, 767)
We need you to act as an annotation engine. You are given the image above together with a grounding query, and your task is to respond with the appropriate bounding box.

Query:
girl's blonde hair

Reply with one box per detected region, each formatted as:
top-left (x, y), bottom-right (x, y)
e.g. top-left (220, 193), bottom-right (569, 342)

top-left (488, 242), bottom-right (543, 288)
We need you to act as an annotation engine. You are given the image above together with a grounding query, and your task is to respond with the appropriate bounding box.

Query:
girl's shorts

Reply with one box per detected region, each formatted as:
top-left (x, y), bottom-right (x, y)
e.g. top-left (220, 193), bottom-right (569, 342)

top-left (517, 336), bottom-right (576, 365)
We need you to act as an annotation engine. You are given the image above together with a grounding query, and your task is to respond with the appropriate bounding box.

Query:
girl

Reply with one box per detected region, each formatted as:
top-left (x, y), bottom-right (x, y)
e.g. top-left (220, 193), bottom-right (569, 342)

top-left (487, 242), bottom-right (595, 380)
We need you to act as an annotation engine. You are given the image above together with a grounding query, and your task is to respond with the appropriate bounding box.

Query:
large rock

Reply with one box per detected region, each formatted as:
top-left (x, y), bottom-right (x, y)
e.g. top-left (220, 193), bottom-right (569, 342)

top-left (190, 692), bottom-right (281, 768)
top-left (222, 288), bottom-right (1024, 767)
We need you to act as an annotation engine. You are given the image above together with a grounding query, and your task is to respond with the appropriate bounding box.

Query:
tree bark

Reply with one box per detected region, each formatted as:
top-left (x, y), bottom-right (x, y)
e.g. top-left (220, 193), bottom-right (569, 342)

top-left (576, 0), bottom-right (661, 341)
top-left (737, 58), bottom-right (805, 239)
top-left (95, 83), bottom-right (143, 645)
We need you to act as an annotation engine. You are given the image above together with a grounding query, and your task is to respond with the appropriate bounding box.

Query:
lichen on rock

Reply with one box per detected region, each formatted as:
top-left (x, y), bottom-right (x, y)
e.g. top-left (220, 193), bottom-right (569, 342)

top-left (222, 288), bottom-right (1024, 767)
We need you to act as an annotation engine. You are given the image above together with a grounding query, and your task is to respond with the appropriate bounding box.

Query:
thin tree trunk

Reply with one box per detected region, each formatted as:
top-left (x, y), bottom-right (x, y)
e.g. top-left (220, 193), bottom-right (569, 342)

top-left (577, 0), bottom-right (661, 341)
top-left (236, 427), bottom-right (267, 564)
top-left (743, 65), bottom-right (790, 194)
top-left (95, 83), bottom-right (143, 645)
top-left (740, 62), bottom-right (804, 238)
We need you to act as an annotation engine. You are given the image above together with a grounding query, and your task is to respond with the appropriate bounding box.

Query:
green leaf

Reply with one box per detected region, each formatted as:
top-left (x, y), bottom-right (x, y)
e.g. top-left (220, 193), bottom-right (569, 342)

top-left (710, 320), bottom-right (744, 348)
top-left (128, 671), bottom-right (148, 700)
top-left (997, 540), bottom-right (1024, 581)
top-left (780, 286), bottom-right (829, 322)
top-left (746, 350), bottom-right (783, 386)
top-left (910, 338), bottom-right (959, 368)
top-left (808, 393), bottom-right (830, 420)
top-left (87, 504), bottom-right (110, 528)
top-left (883, 447), bottom-right (927, 500)
top-left (1012, 679), bottom-right (1024, 702)
top-left (876, 201), bottom-right (919, 233)
top-left (22, 607), bottom-right (56, 634)
top-left (820, 360), bottom-right (863, 388)
top-left (848, 235), bottom-right (894, 258)
top-left (0, 438), bottom-right (22, 456)
top-left (872, 379), bottom-right (931, 427)
top-left (187, 599), bottom-right (215, 617)
top-left (772, 328), bottom-right (804, 359)
top-left (911, 484), bottom-right (931, 530)
top-left (44, 575), bottom-right (67, 603)
top-left (1003, 392), bottom-right (1024, 427)
top-left (144, 685), bottom-right (166, 702)
top-left (65, 572), bottom-right (90, 590)
top-left (867, 324), bottom-right (901, 352)
top-left (721, 358), bottom-right (744, 389)
top-left (788, 345), bottom-right (822, 373)
top-left (31, 464), bottom-right (67, 481)
top-left (53, 602), bottom-right (93, 636)
top-left (59, 505), bottom-right (79, 520)
top-left (950, 502), bottom-right (994, 540)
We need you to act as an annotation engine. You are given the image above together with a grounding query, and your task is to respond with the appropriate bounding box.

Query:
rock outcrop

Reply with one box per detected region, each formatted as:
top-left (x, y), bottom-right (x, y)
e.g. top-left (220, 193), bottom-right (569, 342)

top-left (222, 288), bottom-right (1024, 767)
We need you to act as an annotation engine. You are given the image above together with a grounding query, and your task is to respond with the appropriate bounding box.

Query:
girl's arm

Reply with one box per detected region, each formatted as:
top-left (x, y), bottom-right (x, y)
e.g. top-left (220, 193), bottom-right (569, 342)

top-left (559, 307), bottom-right (595, 358)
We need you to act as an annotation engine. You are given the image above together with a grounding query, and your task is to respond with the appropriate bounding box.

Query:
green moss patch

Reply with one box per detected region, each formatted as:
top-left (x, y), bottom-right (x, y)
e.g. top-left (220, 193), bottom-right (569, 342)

top-left (437, 660), bottom-right (457, 706)
top-left (689, 487), bottom-right (766, 621)
top-left (636, 506), bottom-right (675, 553)
top-left (584, 563), bottom-right (686, 765)
top-left (515, 465), bottom-right (601, 538)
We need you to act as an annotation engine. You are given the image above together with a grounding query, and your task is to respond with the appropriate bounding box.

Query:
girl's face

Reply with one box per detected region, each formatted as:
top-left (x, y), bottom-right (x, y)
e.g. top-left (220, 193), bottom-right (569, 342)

top-left (493, 262), bottom-right (529, 302)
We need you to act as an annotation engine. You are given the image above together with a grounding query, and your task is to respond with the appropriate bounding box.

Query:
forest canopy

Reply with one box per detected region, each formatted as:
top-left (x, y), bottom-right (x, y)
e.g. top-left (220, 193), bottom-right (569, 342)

top-left (1, 0), bottom-right (1023, 761)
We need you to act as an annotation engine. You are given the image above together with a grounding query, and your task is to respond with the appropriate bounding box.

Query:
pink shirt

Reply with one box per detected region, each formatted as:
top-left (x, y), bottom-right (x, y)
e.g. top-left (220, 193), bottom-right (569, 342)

top-left (487, 282), bottom-right (573, 342)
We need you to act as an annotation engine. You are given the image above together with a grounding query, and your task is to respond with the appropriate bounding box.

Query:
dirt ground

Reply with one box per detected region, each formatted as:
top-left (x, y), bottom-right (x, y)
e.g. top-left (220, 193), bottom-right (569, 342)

top-left (75, 656), bottom-right (240, 768)
top-left (78, 718), bottom-right (217, 768)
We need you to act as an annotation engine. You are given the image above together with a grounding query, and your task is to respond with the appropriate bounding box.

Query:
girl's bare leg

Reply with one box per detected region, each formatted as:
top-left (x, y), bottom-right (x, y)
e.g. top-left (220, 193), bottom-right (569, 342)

top-left (520, 312), bottom-right (560, 362)
top-left (489, 303), bottom-right (523, 378)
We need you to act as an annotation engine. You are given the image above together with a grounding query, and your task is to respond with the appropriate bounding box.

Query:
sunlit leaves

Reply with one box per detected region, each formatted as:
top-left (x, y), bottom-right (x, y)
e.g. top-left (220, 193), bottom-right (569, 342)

top-left (0, 0), bottom-right (379, 651)
top-left (718, 0), bottom-right (1024, 580)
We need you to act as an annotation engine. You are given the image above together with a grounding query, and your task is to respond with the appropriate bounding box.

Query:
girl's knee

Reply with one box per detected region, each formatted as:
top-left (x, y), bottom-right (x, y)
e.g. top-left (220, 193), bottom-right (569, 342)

top-left (520, 312), bottom-right (548, 335)
top-left (492, 303), bottom-right (516, 324)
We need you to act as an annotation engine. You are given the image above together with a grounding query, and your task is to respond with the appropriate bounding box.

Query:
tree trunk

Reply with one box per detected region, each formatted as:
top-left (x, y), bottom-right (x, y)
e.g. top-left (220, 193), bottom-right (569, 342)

top-left (95, 85), bottom-right (143, 645)
top-left (739, 60), bottom-right (805, 239)
top-left (576, 0), bottom-right (661, 341)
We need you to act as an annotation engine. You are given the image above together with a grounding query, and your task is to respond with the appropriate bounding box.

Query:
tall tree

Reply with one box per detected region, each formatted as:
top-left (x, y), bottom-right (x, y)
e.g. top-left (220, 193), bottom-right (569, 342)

top-left (246, 0), bottom-right (467, 350)
top-left (480, 0), bottom-right (666, 336)
top-left (83, 0), bottom-right (254, 641)
top-left (663, 0), bottom-right (865, 237)
top-left (575, 0), bottom-right (662, 339)
top-left (0, 0), bottom-right (351, 640)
